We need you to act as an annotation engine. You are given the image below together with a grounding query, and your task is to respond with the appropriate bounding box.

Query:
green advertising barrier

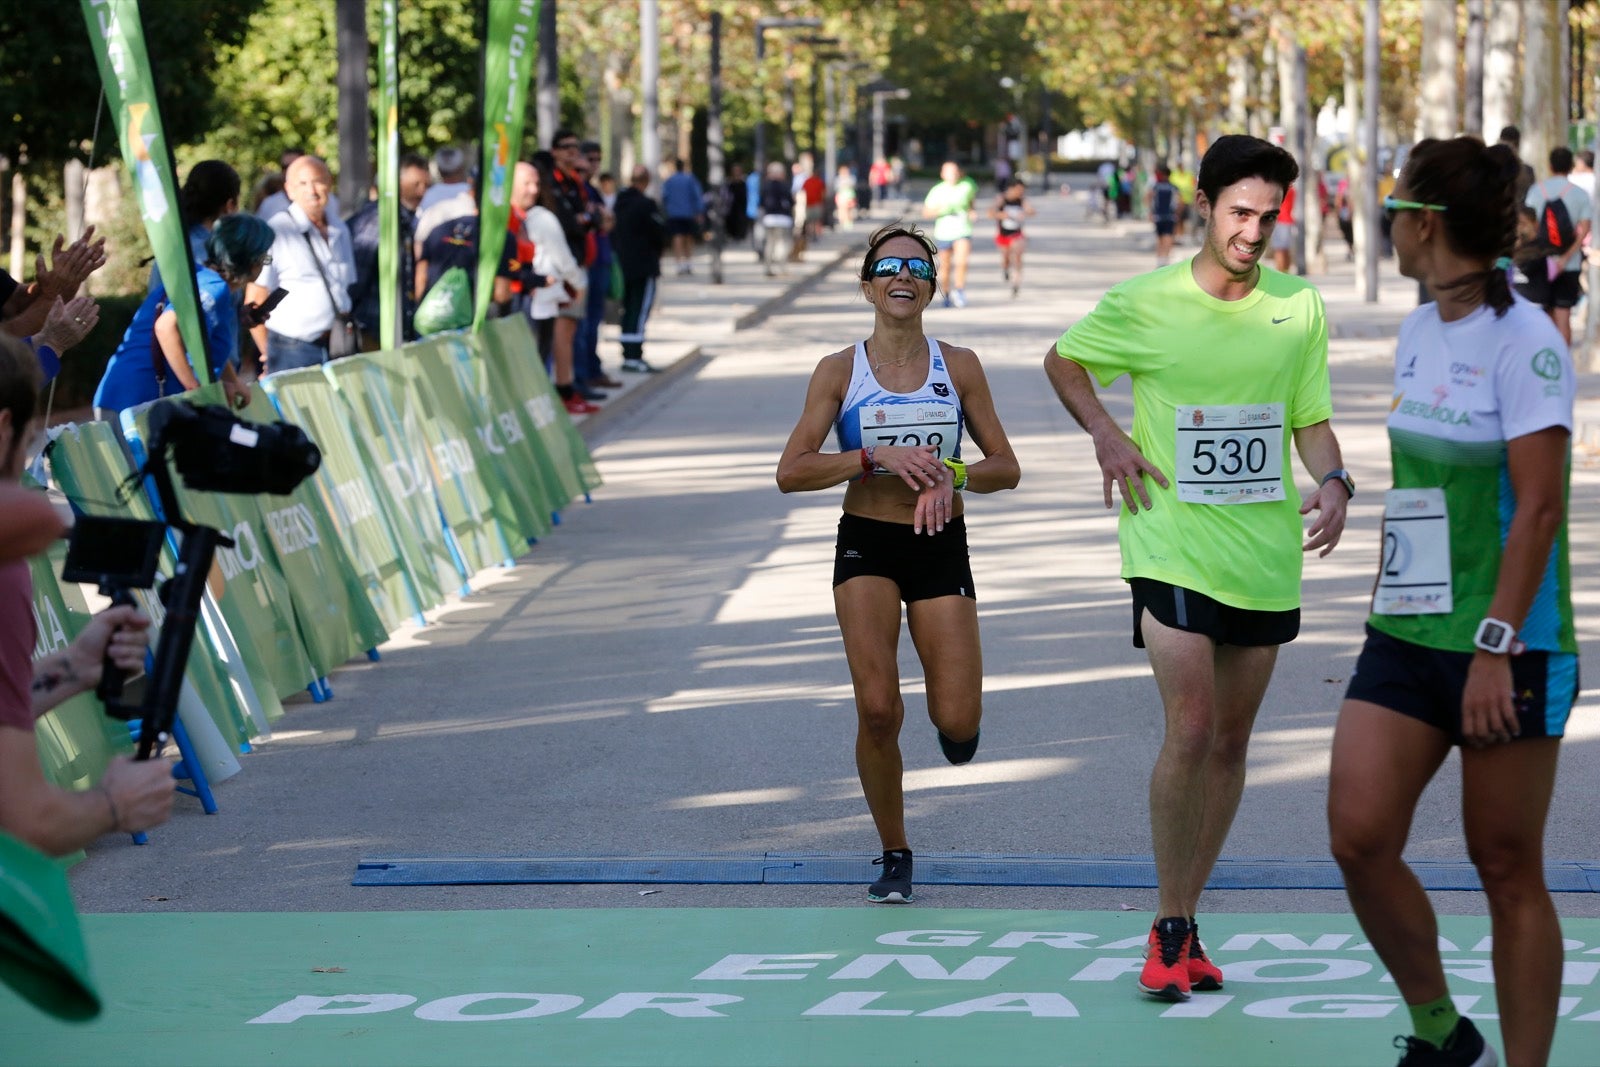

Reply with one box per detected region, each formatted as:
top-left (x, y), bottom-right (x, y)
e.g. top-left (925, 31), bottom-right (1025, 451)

top-left (477, 316), bottom-right (601, 502)
top-left (416, 335), bottom-right (552, 547)
top-left (44, 423), bottom-right (270, 748)
top-left (230, 387), bottom-right (390, 676)
top-left (322, 355), bottom-right (469, 596)
top-left (261, 369), bottom-right (432, 631)
top-left (377, 346), bottom-right (514, 575)
top-left (120, 400), bottom-right (318, 703)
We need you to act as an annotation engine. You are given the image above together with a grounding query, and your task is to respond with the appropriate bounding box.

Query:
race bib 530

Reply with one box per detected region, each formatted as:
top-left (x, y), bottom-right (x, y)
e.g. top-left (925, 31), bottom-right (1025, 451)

top-left (1174, 403), bottom-right (1285, 504)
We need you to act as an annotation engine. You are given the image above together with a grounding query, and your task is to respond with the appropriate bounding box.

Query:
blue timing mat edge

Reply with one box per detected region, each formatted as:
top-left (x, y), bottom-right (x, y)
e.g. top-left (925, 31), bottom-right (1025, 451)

top-left (351, 853), bottom-right (1600, 892)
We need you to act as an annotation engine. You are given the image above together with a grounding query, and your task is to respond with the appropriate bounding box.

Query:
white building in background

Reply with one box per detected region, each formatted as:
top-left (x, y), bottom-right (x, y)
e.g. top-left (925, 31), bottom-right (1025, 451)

top-left (1057, 123), bottom-right (1127, 161)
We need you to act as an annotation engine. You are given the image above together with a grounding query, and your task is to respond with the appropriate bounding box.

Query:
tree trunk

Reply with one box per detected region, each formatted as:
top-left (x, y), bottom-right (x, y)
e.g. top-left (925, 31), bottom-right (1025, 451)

top-left (1346, 44), bottom-right (1366, 291)
top-left (8, 172), bottom-right (24, 280)
top-left (64, 160), bottom-right (85, 243)
top-left (1362, 0), bottom-right (1380, 303)
top-left (639, 0), bottom-right (660, 194)
top-left (1464, 0), bottom-right (1486, 138)
top-left (82, 165), bottom-right (120, 297)
top-left (1483, 0), bottom-right (1520, 141)
top-left (1260, 35), bottom-right (1277, 139)
top-left (1228, 51), bottom-right (1250, 132)
top-left (1521, 0), bottom-right (1565, 176)
top-left (1418, 0), bottom-right (1458, 140)
top-left (335, 0), bottom-right (370, 210)
top-left (536, 0), bottom-right (560, 148)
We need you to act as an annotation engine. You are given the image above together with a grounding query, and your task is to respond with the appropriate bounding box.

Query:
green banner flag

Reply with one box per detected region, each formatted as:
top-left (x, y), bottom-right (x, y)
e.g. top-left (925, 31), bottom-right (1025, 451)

top-left (80, 0), bottom-right (213, 382)
top-left (473, 0), bottom-right (539, 332)
top-left (376, 0), bottom-right (401, 350)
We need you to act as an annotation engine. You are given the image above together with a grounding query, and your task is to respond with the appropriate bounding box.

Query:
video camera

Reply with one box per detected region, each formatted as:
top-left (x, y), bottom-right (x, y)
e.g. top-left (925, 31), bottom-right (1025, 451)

top-left (59, 401), bottom-right (320, 759)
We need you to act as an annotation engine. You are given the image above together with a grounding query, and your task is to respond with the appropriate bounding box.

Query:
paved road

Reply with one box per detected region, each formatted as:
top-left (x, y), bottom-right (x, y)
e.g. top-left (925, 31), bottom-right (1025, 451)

top-left (72, 190), bottom-right (1600, 925)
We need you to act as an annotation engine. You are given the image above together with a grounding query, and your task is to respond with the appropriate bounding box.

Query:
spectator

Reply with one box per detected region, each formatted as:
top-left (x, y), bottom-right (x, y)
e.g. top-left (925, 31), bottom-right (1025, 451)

top-left (1, 228), bottom-right (107, 342)
top-left (1334, 173), bottom-right (1355, 260)
top-left (523, 156), bottom-right (590, 414)
top-left (413, 146), bottom-right (474, 252)
top-left (547, 131), bottom-right (599, 403)
top-left (597, 171), bottom-right (619, 211)
top-left (415, 145), bottom-right (471, 219)
top-left (257, 149), bottom-right (341, 221)
top-left (660, 157), bottom-right (704, 275)
top-left (576, 142), bottom-right (622, 393)
top-left (834, 164), bottom-right (858, 230)
top-left (1524, 145), bottom-right (1592, 344)
top-left (150, 160), bottom-right (240, 295)
top-left (346, 152), bottom-right (430, 347)
top-left (1571, 149), bottom-right (1595, 197)
top-left (758, 161), bottom-right (796, 277)
top-left (499, 161), bottom-right (545, 317)
top-left (723, 163), bottom-right (750, 243)
top-left (611, 165), bottom-right (668, 375)
top-left (1498, 126), bottom-right (1537, 205)
top-left (95, 214), bottom-right (269, 415)
top-left (415, 187), bottom-right (478, 305)
top-left (244, 155), bottom-right (357, 374)
top-left (745, 164), bottom-right (764, 257)
top-left (25, 295), bottom-right (100, 383)
top-left (870, 156), bottom-right (892, 211)
top-left (0, 334), bottom-right (173, 858)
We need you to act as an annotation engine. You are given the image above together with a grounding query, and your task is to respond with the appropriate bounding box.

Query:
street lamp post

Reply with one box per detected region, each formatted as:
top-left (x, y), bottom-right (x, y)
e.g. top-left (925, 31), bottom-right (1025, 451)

top-left (754, 17), bottom-right (822, 174)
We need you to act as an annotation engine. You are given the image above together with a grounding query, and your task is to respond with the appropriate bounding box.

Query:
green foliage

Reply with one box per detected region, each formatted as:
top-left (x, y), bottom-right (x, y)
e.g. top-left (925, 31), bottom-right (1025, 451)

top-left (0, 0), bottom-right (257, 170)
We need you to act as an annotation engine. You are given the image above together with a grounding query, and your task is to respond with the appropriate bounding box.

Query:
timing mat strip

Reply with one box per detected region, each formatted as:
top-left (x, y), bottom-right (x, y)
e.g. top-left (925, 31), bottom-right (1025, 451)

top-left (352, 853), bottom-right (1600, 892)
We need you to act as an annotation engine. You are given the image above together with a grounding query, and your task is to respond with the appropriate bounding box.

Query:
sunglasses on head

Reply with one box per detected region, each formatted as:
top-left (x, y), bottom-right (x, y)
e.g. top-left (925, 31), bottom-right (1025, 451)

top-left (869, 255), bottom-right (936, 281)
top-left (1382, 195), bottom-right (1447, 223)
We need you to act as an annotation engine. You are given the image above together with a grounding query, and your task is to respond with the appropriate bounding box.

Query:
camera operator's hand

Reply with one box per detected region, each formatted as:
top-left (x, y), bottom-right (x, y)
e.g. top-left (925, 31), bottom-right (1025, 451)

top-left (97, 755), bottom-right (177, 834)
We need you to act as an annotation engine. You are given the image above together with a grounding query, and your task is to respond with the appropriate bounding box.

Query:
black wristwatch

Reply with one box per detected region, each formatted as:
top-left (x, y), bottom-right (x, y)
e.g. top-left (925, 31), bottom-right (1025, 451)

top-left (1320, 468), bottom-right (1355, 499)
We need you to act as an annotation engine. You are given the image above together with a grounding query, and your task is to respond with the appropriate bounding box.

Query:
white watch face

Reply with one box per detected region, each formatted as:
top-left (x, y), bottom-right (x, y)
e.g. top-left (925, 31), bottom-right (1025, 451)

top-left (1476, 620), bottom-right (1512, 652)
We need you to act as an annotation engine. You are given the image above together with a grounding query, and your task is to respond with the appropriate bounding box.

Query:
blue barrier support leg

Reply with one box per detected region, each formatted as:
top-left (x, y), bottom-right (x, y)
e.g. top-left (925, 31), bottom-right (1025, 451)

top-left (169, 717), bottom-right (219, 815)
top-left (366, 648), bottom-right (381, 662)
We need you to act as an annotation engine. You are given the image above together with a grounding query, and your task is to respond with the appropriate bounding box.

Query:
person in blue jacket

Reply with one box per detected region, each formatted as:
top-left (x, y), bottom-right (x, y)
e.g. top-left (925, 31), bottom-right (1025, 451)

top-left (94, 214), bottom-right (271, 417)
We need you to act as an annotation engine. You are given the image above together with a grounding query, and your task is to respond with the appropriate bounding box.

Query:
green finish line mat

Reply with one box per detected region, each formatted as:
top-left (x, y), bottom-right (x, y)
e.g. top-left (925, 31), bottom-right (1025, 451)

top-left (351, 852), bottom-right (1600, 892)
top-left (5, 909), bottom-right (1600, 1066)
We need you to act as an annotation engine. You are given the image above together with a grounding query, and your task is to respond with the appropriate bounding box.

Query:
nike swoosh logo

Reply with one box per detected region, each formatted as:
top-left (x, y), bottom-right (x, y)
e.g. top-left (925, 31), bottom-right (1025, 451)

top-left (1272, 316), bottom-right (1292, 324)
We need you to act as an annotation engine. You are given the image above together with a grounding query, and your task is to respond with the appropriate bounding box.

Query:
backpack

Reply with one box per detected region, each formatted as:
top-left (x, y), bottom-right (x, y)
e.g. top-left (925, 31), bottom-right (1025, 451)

top-left (1531, 181), bottom-right (1578, 257)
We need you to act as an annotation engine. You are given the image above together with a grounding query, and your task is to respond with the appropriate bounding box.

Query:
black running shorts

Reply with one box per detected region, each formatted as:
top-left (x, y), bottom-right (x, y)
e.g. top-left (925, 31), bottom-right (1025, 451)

top-left (1130, 577), bottom-right (1300, 649)
top-left (1345, 624), bottom-right (1578, 744)
top-left (833, 513), bottom-right (976, 603)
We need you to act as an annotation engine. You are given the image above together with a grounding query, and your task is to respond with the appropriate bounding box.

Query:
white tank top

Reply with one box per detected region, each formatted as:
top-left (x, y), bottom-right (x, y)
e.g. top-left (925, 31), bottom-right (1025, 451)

top-left (834, 338), bottom-right (964, 467)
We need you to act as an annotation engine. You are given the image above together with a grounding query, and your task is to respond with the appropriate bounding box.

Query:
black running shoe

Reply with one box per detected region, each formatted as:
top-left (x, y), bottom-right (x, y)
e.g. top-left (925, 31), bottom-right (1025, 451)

top-left (937, 728), bottom-right (979, 765)
top-left (1393, 1018), bottom-right (1497, 1067)
top-left (867, 849), bottom-right (914, 904)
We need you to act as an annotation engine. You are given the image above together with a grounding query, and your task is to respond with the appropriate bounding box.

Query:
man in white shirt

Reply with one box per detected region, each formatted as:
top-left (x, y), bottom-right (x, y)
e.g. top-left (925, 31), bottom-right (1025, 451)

top-left (414, 146), bottom-right (474, 246)
top-left (245, 155), bottom-right (356, 374)
top-left (257, 149), bottom-right (341, 221)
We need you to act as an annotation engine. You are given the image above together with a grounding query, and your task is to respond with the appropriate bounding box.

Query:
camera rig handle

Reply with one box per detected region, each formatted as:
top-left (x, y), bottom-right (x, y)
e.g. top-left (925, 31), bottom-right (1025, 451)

top-left (94, 586), bottom-right (140, 707)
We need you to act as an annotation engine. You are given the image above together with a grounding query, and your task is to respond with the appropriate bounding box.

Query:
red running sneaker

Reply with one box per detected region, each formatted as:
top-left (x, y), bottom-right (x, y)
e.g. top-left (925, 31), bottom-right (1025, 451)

top-left (1138, 916), bottom-right (1192, 1002)
top-left (1187, 921), bottom-right (1223, 991)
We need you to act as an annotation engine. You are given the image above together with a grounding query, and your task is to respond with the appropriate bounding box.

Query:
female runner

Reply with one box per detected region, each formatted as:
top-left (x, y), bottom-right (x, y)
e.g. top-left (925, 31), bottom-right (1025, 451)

top-left (1328, 137), bottom-right (1578, 1067)
top-left (776, 225), bottom-right (1020, 903)
top-left (989, 177), bottom-right (1034, 298)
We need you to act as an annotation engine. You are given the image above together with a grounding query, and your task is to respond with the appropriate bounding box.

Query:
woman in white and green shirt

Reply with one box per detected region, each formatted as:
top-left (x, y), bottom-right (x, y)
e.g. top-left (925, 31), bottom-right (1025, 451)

top-left (1329, 136), bottom-right (1578, 1067)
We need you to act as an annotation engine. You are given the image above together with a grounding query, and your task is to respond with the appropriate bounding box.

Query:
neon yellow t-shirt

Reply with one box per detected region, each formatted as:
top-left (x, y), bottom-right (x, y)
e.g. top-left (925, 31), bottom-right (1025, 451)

top-left (1055, 261), bottom-right (1333, 610)
top-left (924, 179), bottom-right (976, 243)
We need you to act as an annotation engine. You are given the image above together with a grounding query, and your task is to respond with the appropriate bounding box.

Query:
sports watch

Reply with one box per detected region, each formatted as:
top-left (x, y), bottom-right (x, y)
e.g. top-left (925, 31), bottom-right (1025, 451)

top-left (1320, 468), bottom-right (1355, 499)
top-left (942, 457), bottom-right (968, 491)
top-left (1473, 617), bottom-right (1517, 655)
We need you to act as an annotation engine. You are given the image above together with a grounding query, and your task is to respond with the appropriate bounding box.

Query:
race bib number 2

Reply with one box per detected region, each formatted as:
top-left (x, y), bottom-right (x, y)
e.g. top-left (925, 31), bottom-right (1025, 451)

top-left (1174, 403), bottom-right (1285, 504)
top-left (857, 403), bottom-right (958, 468)
top-left (1373, 488), bottom-right (1452, 615)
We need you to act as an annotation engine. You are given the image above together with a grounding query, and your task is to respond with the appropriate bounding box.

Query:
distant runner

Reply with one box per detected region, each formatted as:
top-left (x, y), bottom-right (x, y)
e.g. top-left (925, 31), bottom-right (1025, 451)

top-left (922, 162), bottom-right (978, 308)
top-left (989, 177), bottom-right (1035, 298)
